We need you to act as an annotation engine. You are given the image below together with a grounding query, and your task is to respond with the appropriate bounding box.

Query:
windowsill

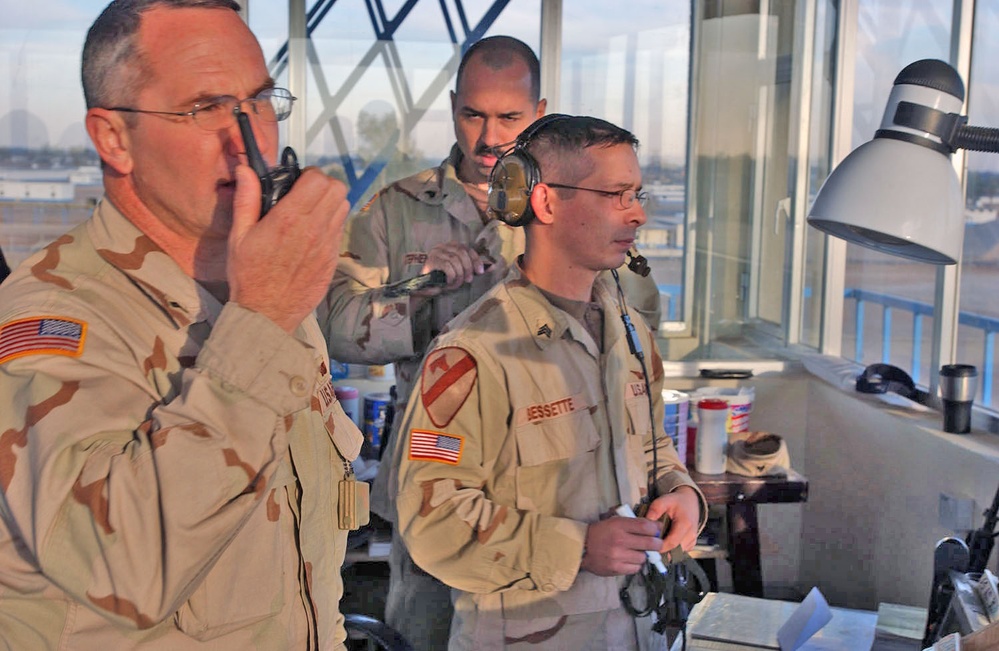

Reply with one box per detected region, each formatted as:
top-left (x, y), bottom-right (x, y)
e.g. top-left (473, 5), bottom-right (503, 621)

top-left (657, 343), bottom-right (999, 460)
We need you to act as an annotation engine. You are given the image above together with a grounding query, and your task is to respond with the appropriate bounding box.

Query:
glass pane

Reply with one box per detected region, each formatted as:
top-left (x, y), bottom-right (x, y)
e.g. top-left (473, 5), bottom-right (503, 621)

top-left (960, 0), bottom-right (999, 408)
top-left (800, 0), bottom-right (838, 350)
top-left (560, 1), bottom-right (691, 328)
top-left (686, 0), bottom-right (801, 357)
top-left (0, 2), bottom-right (108, 272)
top-left (840, 0), bottom-right (951, 386)
top-left (281, 0), bottom-right (540, 207)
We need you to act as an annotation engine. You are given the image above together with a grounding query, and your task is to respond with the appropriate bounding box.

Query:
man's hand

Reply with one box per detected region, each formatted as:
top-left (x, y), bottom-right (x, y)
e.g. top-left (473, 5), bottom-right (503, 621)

top-left (228, 164), bottom-right (350, 333)
top-left (643, 486), bottom-right (702, 555)
top-left (414, 241), bottom-right (487, 296)
top-left (580, 515), bottom-right (663, 577)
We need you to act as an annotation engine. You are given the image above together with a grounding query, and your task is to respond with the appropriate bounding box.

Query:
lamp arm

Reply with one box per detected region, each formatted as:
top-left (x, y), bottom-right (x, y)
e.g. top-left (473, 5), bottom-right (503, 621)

top-left (951, 124), bottom-right (999, 154)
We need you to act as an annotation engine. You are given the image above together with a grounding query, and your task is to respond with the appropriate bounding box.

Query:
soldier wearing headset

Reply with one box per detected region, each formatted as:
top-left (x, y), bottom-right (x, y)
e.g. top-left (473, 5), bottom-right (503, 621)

top-left (317, 37), bottom-right (662, 650)
top-left (393, 115), bottom-right (706, 650)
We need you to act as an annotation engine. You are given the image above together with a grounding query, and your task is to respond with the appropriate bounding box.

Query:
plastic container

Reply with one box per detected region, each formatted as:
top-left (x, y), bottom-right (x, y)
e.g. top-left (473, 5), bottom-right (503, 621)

top-left (695, 398), bottom-right (729, 474)
top-left (334, 386), bottom-right (360, 427)
top-left (362, 392), bottom-right (392, 460)
top-left (686, 411), bottom-right (698, 467)
top-left (367, 363), bottom-right (395, 382)
top-left (662, 390), bottom-right (689, 464)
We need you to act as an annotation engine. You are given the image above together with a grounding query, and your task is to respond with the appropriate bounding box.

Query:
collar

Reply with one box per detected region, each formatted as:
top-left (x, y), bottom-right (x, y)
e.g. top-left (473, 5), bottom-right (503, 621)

top-left (87, 200), bottom-right (221, 330)
top-left (503, 264), bottom-right (622, 356)
top-left (391, 144), bottom-right (488, 228)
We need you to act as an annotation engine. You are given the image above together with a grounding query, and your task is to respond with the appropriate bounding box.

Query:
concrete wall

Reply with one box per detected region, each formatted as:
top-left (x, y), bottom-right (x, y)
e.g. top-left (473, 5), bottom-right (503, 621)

top-left (671, 365), bottom-right (999, 610)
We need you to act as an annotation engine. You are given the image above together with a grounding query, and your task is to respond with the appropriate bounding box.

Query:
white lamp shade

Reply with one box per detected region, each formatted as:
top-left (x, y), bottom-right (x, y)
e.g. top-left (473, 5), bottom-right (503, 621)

top-left (807, 137), bottom-right (963, 264)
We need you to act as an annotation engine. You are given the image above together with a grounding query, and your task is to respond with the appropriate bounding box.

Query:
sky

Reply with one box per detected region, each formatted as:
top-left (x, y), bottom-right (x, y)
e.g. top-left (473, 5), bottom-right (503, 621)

top-left (0, 0), bottom-right (692, 163)
top-left (3, 0), bottom-right (995, 171)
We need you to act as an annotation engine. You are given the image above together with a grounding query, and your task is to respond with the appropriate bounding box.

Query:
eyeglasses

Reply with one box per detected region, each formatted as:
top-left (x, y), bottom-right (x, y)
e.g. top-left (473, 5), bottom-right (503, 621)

top-left (106, 87), bottom-right (296, 132)
top-left (546, 182), bottom-right (650, 210)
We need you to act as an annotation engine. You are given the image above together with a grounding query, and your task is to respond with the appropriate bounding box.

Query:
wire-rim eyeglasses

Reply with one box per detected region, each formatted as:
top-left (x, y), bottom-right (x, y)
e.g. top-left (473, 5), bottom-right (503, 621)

top-left (545, 182), bottom-right (650, 209)
top-left (104, 87), bottom-right (296, 132)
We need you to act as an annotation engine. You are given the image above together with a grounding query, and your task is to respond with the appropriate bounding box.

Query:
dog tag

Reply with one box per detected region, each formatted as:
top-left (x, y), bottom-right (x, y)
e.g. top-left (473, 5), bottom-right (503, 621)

top-left (338, 476), bottom-right (370, 530)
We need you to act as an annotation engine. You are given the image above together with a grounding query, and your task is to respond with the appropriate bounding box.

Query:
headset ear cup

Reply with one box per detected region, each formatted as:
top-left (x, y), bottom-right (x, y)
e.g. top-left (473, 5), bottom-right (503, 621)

top-left (487, 113), bottom-right (570, 227)
top-left (488, 151), bottom-right (539, 227)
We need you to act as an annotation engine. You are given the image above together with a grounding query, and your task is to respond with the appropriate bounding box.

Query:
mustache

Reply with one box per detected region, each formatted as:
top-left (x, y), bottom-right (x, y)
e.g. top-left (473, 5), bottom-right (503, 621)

top-left (475, 140), bottom-right (519, 158)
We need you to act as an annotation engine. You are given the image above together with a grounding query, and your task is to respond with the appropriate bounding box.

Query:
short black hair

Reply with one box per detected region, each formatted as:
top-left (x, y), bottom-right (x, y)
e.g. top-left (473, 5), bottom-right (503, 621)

top-left (526, 115), bottom-right (639, 183)
top-left (455, 36), bottom-right (541, 102)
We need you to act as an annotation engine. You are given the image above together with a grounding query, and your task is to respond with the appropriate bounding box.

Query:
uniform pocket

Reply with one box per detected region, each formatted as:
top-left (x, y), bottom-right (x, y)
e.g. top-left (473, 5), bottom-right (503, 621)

top-left (513, 410), bottom-right (600, 519)
top-left (174, 474), bottom-right (295, 640)
top-left (624, 392), bottom-right (654, 471)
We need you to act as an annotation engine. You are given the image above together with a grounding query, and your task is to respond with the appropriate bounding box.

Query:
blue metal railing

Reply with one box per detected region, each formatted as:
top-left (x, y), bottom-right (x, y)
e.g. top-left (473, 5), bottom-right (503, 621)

top-left (844, 288), bottom-right (999, 406)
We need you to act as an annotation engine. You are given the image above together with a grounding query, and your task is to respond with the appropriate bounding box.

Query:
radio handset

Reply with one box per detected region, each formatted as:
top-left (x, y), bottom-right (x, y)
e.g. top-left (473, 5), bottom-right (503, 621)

top-left (236, 111), bottom-right (301, 218)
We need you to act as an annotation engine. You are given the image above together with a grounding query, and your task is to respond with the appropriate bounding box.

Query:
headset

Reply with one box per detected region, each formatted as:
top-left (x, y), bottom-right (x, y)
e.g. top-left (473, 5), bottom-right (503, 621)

top-left (486, 113), bottom-right (652, 278)
top-left (487, 113), bottom-right (573, 227)
top-left (856, 363), bottom-right (929, 403)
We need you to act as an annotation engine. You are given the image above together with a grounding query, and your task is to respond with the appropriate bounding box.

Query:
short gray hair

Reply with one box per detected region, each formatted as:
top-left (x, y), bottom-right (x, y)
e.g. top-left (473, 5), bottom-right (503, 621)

top-left (82, 0), bottom-right (241, 109)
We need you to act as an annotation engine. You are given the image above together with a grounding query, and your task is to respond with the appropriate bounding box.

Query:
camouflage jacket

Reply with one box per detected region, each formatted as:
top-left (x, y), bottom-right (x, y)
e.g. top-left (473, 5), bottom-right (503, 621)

top-left (317, 146), bottom-right (663, 522)
top-left (394, 264), bottom-right (705, 650)
top-left (0, 200), bottom-right (363, 650)
top-left (317, 145), bottom-right (524, 520)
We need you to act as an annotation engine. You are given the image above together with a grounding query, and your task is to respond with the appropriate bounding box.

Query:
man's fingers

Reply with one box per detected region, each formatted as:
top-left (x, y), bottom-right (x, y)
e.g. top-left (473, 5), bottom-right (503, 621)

top-left (231, 165), bottom-right (261, 243)
top-left (660, 518), bottom-right (694, 552)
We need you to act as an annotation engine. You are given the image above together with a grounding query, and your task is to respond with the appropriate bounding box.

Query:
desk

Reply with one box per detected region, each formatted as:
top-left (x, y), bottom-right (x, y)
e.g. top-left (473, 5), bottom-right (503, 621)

top-left (688, 469), bottom-right (809, 598)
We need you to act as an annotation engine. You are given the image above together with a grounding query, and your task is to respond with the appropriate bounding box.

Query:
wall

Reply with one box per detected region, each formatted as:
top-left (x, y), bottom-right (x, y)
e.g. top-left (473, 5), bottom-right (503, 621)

top-left (800, 377), bottom-right (999, 610)
top-left (680, 365), bottom-right (999, 610)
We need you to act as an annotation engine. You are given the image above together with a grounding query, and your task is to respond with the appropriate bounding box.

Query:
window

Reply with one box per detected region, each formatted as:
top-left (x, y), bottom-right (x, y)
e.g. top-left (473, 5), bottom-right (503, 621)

top-left (558, 1), bottom-right (692, 332)
top-left (838, 0), bottom-right (952, 388)
top-left (959, 1), bottom-right (999, 408)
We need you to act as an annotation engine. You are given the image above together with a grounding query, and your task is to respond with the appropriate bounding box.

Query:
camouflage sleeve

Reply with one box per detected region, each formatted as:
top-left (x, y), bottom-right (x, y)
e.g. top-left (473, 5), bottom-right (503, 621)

top-left (396, 345), bottom-right (587, 596)
top-left (0, 303), bottom-right (314, 629)
top-left (644, 327), bottom-right (707, 529)
top-left (317, 194), bottom-right (417, 364)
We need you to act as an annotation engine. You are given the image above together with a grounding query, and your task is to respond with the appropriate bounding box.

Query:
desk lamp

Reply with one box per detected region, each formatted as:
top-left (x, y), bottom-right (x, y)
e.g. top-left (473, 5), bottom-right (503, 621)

top-left (807, 59), bottom-right (999, 264)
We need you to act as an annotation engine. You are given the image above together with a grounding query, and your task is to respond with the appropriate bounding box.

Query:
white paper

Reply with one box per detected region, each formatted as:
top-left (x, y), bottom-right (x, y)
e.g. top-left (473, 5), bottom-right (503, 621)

top-left (777, 587), bottom-right (833, 651)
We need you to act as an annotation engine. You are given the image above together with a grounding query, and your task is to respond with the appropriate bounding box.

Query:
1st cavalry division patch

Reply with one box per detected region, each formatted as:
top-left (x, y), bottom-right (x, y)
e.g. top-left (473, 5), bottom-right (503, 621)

top-left (0, 317), bottom-right (87, 364)
top-left (420, 347), bottom-right (477, 428)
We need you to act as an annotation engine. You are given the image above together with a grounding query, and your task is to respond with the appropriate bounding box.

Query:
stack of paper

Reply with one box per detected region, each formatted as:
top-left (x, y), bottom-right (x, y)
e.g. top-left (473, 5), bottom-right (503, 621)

top-left (871, 603), bottom-right (926, 651)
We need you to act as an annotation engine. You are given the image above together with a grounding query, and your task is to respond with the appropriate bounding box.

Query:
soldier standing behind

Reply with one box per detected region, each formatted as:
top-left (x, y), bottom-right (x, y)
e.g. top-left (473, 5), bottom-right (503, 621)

top-left (0, 1), bottom-right (361, 648)
top-left (394, 115), bottom-right (706, 650)
top-left (318, 35), bottom-right (545, 650)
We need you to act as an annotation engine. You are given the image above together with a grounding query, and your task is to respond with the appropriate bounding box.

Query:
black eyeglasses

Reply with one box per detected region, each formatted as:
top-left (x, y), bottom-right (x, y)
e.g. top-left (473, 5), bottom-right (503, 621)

top-left (106, 87), bottom-right (296, 132)
top-left (546, 182), bottom-right (650, 210)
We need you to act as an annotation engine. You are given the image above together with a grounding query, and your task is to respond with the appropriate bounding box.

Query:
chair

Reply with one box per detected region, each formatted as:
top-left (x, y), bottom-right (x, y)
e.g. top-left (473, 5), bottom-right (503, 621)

top-left (344, 613), bottom-right (414, 651)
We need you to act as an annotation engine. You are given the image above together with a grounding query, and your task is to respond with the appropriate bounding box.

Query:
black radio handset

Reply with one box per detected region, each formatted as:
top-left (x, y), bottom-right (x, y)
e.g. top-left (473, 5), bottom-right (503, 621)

top-left (236, 111), bottom-right (301, 218)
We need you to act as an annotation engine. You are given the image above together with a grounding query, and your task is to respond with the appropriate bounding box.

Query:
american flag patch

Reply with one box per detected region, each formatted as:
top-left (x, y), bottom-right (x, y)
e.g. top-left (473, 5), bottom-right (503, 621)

top-left (408, 429), bottom-right (463, 465)
top-left (0, 317), bottom-right (86, 364)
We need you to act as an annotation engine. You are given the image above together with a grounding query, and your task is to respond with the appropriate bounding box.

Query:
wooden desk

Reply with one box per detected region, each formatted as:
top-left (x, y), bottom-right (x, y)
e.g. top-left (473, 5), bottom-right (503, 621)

top-left (688, 469), bottom-right (809, 598)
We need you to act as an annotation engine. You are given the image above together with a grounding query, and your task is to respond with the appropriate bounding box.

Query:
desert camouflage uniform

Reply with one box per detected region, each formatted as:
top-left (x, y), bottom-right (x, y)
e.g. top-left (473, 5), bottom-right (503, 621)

top-left (0, 200), bottom-right (363, 650)
top-left (318, 145), bottom-right (525, 519)
top-left (317, 145), bottom-right (525, 649)
top-left (395, 264), bottom-right (706, 651)
top-left (317, 146), bottom-right (664, 650)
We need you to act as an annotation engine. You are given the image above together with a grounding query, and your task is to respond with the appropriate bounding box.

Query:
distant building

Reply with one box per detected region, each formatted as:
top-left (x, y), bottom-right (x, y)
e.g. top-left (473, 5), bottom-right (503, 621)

top-left (0, 179), bottom-right (75, 202)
